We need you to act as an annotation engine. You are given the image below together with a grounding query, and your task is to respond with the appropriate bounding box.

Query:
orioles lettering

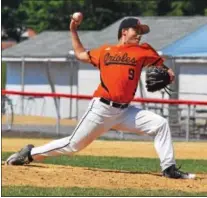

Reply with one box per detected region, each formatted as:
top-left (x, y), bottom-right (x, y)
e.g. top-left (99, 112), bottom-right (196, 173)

top-left (104, 53), bottom-right (137, 66)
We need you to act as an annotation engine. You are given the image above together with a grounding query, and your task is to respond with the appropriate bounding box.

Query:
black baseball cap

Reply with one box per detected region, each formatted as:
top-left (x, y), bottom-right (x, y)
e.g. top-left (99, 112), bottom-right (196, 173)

top-left (118, 17), bottom-right (150, 39)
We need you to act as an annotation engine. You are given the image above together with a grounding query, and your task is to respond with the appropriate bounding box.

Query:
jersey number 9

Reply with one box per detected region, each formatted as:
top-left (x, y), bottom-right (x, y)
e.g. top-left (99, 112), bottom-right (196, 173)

top-left (128, 68), bottom-right (135, 80)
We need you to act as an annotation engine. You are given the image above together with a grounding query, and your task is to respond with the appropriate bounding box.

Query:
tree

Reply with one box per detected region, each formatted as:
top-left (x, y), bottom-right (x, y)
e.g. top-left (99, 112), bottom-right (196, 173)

top-left (2, 0), bottom-right (27, 42)
top-left (2, 0), bottom-right (207, 42)
top-left (166, 0), bottom-right (207, 16)
top-left (19, 1), bottom-right (68, 33)
top-left (18, 0), bottom-right (160, 32)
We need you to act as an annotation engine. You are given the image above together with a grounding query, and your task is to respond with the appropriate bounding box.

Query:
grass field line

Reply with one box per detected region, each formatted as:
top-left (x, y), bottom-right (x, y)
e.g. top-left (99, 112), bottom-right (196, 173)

top-left (2, 138), bottom-right (207, 159)
top-left (2, 153), bottom-right (207, 173)
top-left (2, 186), bottom-right (207, 196)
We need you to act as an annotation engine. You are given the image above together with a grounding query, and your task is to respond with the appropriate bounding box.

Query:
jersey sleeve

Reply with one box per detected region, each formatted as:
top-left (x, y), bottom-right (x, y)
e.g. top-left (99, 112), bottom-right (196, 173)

top-left (87, 45), bottom-right (105, 68)
top-left (141, 43), bottom-right (164, 67)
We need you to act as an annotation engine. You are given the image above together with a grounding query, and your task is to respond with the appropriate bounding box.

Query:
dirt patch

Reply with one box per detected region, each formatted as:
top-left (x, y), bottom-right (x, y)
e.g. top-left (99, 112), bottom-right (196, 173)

top-left (2, 138), bottom-right (207, 192)
top-left (2, 163), bottom-right (207, 192)
top-left (2, 138), bottom-right (207, 159)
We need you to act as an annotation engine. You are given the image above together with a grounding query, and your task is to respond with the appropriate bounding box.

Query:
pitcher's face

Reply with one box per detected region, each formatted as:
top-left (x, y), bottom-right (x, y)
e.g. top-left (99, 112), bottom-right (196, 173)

top-left (122, 27), bottom-right (142, 44)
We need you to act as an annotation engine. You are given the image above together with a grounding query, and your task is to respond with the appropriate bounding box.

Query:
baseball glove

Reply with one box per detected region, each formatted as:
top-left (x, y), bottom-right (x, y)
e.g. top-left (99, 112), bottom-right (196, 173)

top-left (146, 66), bottom-right (172, 94)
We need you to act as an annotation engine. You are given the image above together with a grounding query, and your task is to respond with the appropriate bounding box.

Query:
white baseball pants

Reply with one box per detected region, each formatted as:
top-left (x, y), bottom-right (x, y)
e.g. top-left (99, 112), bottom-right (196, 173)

top-left (31, 97), bottom-right (176, 171)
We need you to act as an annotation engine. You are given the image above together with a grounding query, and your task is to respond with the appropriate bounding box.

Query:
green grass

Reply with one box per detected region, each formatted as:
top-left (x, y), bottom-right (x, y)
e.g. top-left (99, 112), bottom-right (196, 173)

top-left (2, 152), bottom-right (207, 173)
top-left (2, 186), bottom-right (207, 197)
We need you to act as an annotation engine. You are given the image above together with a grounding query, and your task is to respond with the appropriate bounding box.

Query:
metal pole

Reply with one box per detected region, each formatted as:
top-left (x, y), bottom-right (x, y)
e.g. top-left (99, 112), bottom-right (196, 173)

top-left (120, 131), bottom-right (124, 140)
top-left (186, 104), bottom-right (190, 141)
top-left (171, 57), bottom-right (179, 99)
top-left (69, 61), bottom-right (73, 119)
top-left (56, 97), bottom-right (60, 136)
top-left (139, 78), bottom-right (148, 110)
top-left (161, 90), bottom-right (165, 117)
top-left (21, 57), bottom-right (25, 115)
top-left (46, 61), bottom-right (61, 135)
top-left (75, 61), bottom-right (79, 120)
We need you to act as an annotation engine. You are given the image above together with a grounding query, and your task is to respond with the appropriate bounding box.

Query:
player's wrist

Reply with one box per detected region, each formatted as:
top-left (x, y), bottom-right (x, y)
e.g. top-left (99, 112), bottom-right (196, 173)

top-left (167, 68), bottom-right (175, 82)
top-left (161, 65), bottom-right (175, 82)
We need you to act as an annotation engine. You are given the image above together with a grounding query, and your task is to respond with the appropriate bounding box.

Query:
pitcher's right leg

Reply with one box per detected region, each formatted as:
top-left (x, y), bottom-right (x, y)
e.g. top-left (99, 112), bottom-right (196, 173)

top-left (6, 98), bottom-right (114, 165)
top-left (30, 113), bottom-right (108, 161)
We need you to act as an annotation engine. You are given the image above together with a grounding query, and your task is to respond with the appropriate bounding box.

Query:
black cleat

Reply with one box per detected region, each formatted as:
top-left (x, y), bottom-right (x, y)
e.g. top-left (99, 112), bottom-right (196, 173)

top-left (6, 144), bottom-right (34, 165)
top-left (163, 165), bottom-right (196, 179)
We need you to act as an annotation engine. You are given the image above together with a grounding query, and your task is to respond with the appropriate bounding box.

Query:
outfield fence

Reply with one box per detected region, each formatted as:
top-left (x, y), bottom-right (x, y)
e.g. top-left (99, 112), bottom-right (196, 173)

top-left (2, 90), bottom-right (207, 141)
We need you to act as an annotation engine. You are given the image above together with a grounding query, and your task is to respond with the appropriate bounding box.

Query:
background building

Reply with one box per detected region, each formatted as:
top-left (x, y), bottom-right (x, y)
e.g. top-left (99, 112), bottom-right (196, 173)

top-left (2, 16), bottom-right (207, 119)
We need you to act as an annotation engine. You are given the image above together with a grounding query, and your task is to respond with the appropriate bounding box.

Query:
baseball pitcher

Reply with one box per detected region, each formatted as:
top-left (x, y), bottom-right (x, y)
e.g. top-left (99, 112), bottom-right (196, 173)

top-left (6, 15), bottom-right (195, 179)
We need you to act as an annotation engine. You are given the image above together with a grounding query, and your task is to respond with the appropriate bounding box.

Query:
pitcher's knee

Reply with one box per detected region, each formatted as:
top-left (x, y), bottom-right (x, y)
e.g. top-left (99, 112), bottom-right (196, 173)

top-left (146, 115), bottom-right (169, 135)
top-left (66, 140), bottom-right (84, 153)
top-left (154, 116), bottom-right (169, 131)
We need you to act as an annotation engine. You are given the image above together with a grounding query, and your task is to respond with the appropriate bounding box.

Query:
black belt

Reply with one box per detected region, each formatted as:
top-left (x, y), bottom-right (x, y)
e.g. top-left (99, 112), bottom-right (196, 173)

top-left (100, 97), bottom-right (129, 109)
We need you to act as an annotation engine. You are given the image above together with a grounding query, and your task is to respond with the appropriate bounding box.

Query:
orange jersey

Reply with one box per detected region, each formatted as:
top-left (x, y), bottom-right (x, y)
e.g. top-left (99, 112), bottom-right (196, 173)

top-left (88, 43), bottom-right (164, 103)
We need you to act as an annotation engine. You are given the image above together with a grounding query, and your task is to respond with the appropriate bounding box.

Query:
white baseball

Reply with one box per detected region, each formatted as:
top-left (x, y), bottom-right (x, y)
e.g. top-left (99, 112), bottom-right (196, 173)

top-left (72, 12), bottom-right (83, 25)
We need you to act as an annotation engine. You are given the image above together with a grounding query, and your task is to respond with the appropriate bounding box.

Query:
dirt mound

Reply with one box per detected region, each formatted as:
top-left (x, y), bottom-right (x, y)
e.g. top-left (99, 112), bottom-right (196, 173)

top-left (2, 163), bottom-right (207, 192)
top-left (2, 138), bottom-right (207, 192)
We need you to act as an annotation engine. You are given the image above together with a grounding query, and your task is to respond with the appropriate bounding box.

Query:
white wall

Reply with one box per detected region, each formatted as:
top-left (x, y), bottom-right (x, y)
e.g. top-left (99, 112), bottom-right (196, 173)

top-left (77, 63), bottom-right (100, 118)
top-left (6, 62), bottom-right (78, 118)
top-left (178, 62), bottom-right (207, 102)
top-left (5, 60), bottom-right (207, 119)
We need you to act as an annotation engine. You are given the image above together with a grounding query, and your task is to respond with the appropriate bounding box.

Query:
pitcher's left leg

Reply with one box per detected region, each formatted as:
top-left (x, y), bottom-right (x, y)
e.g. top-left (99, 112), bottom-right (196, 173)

top-left (114, 106), bottom-right (175, 171)
top-left (114, 106), bottom-right (196, 179)
top-left (152, 114), bottom-right (176, 171)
